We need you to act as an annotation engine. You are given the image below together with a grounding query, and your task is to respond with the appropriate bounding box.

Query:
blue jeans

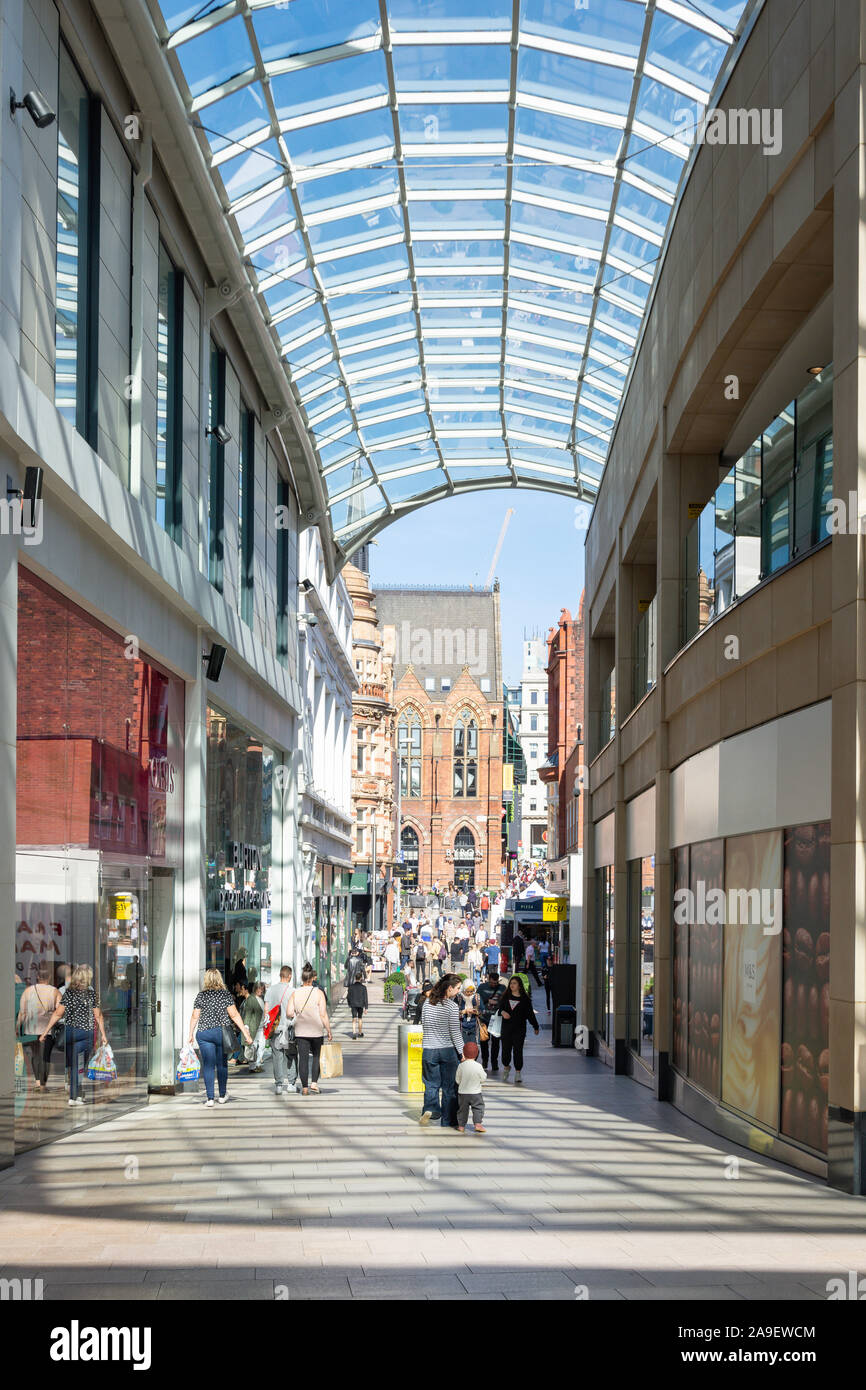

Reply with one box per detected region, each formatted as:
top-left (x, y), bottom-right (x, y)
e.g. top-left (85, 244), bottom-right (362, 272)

top-left (197, 1027), bottom-right (228, 1101)
top-left (422, 1047), bottom-right (460, 1127)
top-left (66, 1027), bottom-right (91, 1099)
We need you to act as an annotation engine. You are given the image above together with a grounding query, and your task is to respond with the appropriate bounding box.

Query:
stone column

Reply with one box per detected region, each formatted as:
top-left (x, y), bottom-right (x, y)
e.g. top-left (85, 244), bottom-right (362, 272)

top-left (828, 47), bottom-right (866, 1192)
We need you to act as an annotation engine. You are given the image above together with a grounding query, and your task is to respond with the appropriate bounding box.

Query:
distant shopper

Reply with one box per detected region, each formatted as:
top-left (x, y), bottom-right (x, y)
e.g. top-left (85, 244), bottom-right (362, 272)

top-left (287, 963), bottom-right (333, 1095)
top-left (186, 969), bottom-right (252, 1107)
top-left (466, 943), bottom-right (484, 985)
top-left (39, 964), bottom-right (107, 1105)
top-left (347, 974), bottom-right (368, 1039)
top-left (265, 966), bottom-right (297, 1095)
top-left (419, 975), bottom-right (464, 1129)
top-left (384, 933), bottom-right (401, 978)
top-left (414, 936), bottom-right (429, 985)
top-left (496, 975), bottom-right (540, 1085)
top-left (478, 969), bottom-right (507, 1074)
top-left (455, 1041), bottom-right (486, 1133)
top-left (524, 938), bottom-right (542, 986)
top-left (400, 927), bottom-right (413, 970)
top-left (19, 965), bottom-right (61, 1090)
top-left (231, 947), bottom-right (249, 993)
top-left (434, 936), bottom-right (448, 980)
top-left (345, 945), bottom-right (367, 986)
top-left (240, 982), bottom-right (264, 1070)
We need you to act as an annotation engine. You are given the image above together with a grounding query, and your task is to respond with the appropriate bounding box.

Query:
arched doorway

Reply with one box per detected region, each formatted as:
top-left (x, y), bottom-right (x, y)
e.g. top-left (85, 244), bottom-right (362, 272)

top-left (453, 826), bottom-right (476, 892)
top-left (400, 825), bottom-right (419, 891)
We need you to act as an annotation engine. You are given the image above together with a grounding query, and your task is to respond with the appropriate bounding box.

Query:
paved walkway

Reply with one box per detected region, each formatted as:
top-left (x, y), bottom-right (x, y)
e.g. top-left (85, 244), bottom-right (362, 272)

top-left (1, 980), bottom-right (865, 1301)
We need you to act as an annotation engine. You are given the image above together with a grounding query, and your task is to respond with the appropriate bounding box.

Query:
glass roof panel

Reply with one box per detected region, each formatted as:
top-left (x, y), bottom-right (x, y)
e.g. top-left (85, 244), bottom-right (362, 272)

top-left (156, 0), bottom-right (749, 552)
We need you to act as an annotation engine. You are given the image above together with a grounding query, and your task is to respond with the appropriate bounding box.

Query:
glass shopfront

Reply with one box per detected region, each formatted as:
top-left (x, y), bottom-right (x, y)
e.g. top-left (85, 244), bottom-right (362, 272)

top-left (671, 821), bottom-right (829, 1155)
top-left (311, 864), bottom-right (351, 1005)
top-left (205, 707), bottom-right (274, 997)
top-left (597, 865), bottom-right (615, 1048)
top-left (15, 568), bottom-right (184, 1150)
top-left (627, 856), bottom-right (655, 1065)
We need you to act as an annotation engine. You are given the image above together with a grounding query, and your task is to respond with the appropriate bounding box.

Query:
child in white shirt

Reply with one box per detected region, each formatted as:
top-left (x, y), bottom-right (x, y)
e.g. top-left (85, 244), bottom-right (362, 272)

top-left (455, 1041), bottom-right (486, 1133)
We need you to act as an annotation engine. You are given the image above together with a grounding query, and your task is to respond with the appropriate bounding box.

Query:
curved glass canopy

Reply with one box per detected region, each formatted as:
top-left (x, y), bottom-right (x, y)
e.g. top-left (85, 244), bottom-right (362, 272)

top-left (156, 0), bottom-right (750, 556)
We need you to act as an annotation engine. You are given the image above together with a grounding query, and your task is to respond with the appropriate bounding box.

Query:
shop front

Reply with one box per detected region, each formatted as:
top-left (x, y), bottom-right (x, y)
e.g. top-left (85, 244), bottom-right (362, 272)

top-left (310, 863), bottom-right (351, 1005)
top-left (205, 706), bottom-right (275, 997)
top-left (15, 568), bottom-right (184, 1150)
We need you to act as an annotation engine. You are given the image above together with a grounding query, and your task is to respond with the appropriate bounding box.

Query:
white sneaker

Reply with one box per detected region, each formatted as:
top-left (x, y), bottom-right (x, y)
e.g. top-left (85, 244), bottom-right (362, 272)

top-left (217, 1096), bottom-right (228, 1105)
top-left (502, 1065), bottom-right (511, 1081)
top-left (204, 1099), bottom-right (214, 1108)
top-left (515, 1072), bottom-right (523, 1085)
top-left (419, 1112), bottom-right (432, 1126)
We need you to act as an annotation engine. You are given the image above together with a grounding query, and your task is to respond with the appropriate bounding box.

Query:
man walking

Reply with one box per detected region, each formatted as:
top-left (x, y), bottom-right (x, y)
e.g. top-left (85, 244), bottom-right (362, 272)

top-left (266, 966), bottom-right (298, 1094)
top-left (478, 968), bottom-right (506, 1075)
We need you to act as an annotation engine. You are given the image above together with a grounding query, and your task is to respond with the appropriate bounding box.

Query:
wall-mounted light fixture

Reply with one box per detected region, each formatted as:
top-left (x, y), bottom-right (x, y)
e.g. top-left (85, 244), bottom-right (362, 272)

top-left (205, 423), bottom-right (232, 446)
top-left (202, 642), bottom-right (226, 681)
top-left (10, 88), bottom-right (55, 128)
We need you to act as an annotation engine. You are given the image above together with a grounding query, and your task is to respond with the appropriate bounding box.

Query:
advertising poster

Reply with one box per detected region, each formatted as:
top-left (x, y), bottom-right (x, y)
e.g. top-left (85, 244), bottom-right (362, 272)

top-left (722, 830), bottom-right (782, 1128)
top-left (672, 846), bottom-right (689, 1074)
top-left (781, 822), bottom-right (830, 1151)
top-left (688, 839), bottom-right (723, 1096)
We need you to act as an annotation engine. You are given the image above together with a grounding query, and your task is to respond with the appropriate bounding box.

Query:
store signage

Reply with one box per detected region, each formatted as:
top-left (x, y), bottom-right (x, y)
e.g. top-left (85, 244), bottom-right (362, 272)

top-left (149, 756), bottom-right (177, 793)
top-left (543, 896), bottom-right (568, 922)
top-left (687, 502), bottom-right (704, 518)
top-left (217, 841), bottom-right (271, 911)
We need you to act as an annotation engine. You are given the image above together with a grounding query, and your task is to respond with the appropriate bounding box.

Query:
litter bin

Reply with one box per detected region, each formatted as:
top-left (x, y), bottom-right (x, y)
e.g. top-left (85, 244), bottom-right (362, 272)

top-left (553, 1004), bottom-right (576, 1049)
top-left (397, 1019), bottom-right (424, 1093)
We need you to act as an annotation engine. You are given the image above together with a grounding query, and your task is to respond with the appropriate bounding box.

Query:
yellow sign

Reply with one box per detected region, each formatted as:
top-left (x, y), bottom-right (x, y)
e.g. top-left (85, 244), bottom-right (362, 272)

top-left (407, 1027), bottom-right (424, 1093)
top-left (113, 894), bottom-right (133, 921)
top-left (687, 502), bottom-right (704, 519)
top-left (502, 763), bottom-right (514, 792)
top-left (542, 896), bottom-right (568, 922)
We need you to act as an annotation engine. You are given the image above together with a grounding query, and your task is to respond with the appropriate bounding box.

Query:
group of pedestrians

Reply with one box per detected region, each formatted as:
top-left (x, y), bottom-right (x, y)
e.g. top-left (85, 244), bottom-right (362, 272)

top-left (418, 968), bottom-right (540, 1131)
top-left (187, 961), bottom-right (334, 1105)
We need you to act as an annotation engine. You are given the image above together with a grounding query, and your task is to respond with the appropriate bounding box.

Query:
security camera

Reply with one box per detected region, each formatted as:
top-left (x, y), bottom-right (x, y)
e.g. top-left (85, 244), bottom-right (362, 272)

top-left (206, 423), bottom-right (232, 446)
top-left (10, 88), bottom-right (55, 128)
top-left (298, 613), bottom-right (318, 629)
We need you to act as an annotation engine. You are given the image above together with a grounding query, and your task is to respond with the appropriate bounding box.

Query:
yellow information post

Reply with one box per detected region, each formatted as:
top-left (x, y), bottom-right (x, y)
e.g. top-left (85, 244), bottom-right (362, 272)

top-left (397, 1021), bottom-right (424, 1093)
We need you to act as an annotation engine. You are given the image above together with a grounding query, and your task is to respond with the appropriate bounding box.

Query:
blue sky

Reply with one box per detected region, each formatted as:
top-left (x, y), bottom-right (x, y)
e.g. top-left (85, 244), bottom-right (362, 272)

top-left (369, 487), bottom-right (589, 686)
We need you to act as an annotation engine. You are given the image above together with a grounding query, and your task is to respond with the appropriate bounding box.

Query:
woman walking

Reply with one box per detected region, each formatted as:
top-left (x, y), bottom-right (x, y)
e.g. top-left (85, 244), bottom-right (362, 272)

top-left (496, 975), bottom-right (540, 1085)
top-left (187, 969), bottom-right (252, 1106)
top-left (419, 974), bottom-right (464, 1128)
top-left (287, 963), bottom-right (333, 1094)
top-left (19, 965), bottom-right (61, 1090)
top-left (39, 964), bottom-right (107, 1105)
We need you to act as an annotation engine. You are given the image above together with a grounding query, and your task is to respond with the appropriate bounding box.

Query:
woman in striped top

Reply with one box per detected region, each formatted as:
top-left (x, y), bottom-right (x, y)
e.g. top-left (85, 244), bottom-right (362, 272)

top-left (419, 974), bottom-right (464, 1129)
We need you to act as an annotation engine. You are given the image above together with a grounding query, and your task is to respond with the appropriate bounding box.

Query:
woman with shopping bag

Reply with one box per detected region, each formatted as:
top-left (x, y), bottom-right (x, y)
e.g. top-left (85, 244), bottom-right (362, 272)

top-left (286, 962), bottom-right (334, 1095)
top-left (187, 969), bottom-right (252, 1107)
top-left (39, 964), bottom-right (107, 1106)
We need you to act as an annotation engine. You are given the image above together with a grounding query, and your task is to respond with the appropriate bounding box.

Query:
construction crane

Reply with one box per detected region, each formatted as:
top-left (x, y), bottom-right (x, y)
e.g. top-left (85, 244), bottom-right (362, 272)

top-left (485, 508), bottom-right (514, 589)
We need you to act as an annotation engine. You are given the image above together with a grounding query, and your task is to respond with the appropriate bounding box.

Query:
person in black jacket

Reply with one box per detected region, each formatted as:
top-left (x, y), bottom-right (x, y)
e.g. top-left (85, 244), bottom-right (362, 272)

top-left (477, 969), bottom-right (507, 1074)
top-left (496, 975), bottom-right (539, 1085)
top-left (347, 975), bottom-right (368, 1038)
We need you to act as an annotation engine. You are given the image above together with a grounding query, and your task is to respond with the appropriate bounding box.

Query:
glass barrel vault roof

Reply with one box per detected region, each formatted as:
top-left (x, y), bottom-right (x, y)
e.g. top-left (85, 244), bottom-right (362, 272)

top-left (155, 0), bottom-right (751, 558)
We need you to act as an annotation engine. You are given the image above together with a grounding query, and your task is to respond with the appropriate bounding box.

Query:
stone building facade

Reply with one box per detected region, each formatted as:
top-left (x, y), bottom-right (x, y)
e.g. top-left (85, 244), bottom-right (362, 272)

top-left (344, 559), bottom-right (395, 933)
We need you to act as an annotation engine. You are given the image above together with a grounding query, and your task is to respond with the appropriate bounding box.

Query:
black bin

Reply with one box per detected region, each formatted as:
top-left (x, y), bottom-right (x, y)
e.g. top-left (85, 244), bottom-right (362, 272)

top-left (553, 1004), bottom-right (577, 1048)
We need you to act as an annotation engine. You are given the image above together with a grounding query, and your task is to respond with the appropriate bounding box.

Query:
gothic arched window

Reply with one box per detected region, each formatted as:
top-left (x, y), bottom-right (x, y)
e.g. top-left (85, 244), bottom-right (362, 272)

top-left (398, 710), bottom-right (422, 797)
top-left (453, 712), bottom-right (478, 798)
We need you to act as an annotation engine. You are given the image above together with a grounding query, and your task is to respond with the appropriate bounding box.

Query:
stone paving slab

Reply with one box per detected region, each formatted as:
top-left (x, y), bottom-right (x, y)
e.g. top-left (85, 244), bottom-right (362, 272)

top-left (2, 987), bottom-right (865, 1300)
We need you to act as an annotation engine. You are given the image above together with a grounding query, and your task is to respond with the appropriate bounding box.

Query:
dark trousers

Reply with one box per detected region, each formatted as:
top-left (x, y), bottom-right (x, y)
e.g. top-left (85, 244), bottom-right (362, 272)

top-left (480, 1034), bottom-right (500, 1070)
top-left (416, 957), bottom-right (427, 984)
top-left (66, 1027), bottom-right (91, 1099)
top-left (421, 1046), bottom-right (459, 1127)
top-left (25, 1036), bottom-right (55, 1085)
top-left (527, 960), bottom-right (542, 986)
top-left (197, 1027), bottom-right (228, 1100)
top-left (501, 1025), bottom-right (526, 1071)
top-left (297, 1035), bottom-right (323, 1087)
top-left (456, 1092), bottom-right (485, 1128)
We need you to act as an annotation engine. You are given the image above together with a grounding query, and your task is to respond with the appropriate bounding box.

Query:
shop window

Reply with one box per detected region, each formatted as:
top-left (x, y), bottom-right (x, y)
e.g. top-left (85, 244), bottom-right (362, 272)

top-left (682, 368), bottom-right (833, 648)
top-left (627, 855), bottom-right (655, 1066)
top-left (780, 823), bottom-right (830, 1152)
top-left (453, 826), bottom-right (476, 890)
top-left (276, 476), bottom-right (289, 664)
top-left (687, 838), bottom-right (724, 1097)
top-left (598, 865), bottom-right (615, 1047)
top-left (156, 241), bottom-right (183, 538)
top-left (238, 406), bottom-right (255, 623)
top-left (453, 712), bottom-right (478, 797)
top-left (55, 45), bottom-right (99, 448)
top-left (398, 710), bottom-right (422, 797)
top-left (207, 343), bottom-right (227, 591)
top-left (400, 824), bottom-right (419, 888)
top-left (672, 845), bottom-right (689, 1074)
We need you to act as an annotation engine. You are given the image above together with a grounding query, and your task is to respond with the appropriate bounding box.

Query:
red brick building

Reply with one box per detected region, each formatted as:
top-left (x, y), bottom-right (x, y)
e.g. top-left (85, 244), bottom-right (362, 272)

top-left (539, 593), bottom-right (586, 865)
top-left (377, 586), bottom-right (504, 895)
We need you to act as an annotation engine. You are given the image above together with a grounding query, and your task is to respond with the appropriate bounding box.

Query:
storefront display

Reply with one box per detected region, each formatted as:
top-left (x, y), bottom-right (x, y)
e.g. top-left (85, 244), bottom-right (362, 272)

top-left (672, 846), bottom-right (689, 1073)
top-left (688, 839), bottom-right (723, 1097)
top-left (781, 823), bottom-right (830, 1151)
top-left (15, 568), bottom-right (183, 1149)
top-left (721, 831), bottom-right (782, 1129)
top-left (206, 707), bottom-right (274, 993)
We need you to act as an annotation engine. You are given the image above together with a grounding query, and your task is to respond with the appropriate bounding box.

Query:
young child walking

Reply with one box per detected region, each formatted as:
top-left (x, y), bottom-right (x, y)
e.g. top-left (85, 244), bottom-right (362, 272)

top-left (455, 1040), bottom-right (486, 1133)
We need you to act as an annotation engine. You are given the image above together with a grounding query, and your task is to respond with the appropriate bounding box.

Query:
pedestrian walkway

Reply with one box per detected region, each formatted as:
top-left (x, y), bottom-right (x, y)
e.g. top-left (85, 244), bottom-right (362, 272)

top-left (0, 979), bottom-right (864, 1300)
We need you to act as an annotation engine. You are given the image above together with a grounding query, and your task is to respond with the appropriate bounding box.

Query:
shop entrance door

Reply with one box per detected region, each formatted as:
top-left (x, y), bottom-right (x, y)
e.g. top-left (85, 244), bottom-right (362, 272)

top-left (98, 863), bottom-right (150, 1102)
top-left (454, 862), bottom-right (475, 891)
top-left (148, 869), bottom-right (176, 1090)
